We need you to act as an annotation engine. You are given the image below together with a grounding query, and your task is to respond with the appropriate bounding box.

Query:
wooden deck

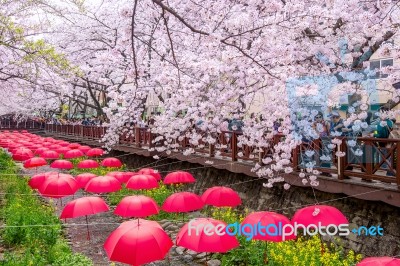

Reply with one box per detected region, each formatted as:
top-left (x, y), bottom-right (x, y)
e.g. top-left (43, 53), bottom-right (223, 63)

top-left (37, 124), bottom-right (400, 208)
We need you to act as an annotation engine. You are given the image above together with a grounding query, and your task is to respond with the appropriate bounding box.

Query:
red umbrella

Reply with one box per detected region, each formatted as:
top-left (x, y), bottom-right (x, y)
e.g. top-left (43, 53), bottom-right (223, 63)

top-left (176, 218), bottom-right (239, 253)
top-left (201, 186), bottom-right (241, 207)
top-left (114, 195), bottom-right (159, 218)
top-left (86, 148), bottom-right (104, 157)
top-left (58, 141), bottom-right (70, 147)
top-left (162, 192), bottom-right (204, 213)
top-left (106, 171), bottom-right (134, 183)
top-left (60, 196), bottom-right (109, 240)
top-left (163, 171), bottom-right (195, 184)
top-left (242, 211), bottom-right (296, 241)
top-left (41, 150), bottom-right (60, 159)
top-left (101, 157), bottom-right (122, 168)
top-left (78, 145), bottom-right (92, 154)
top-left (126, 174), bottom-right (159, 190)
top-left (56, 147), bottom-right (72, 155)
top-left (77, 159), bottom-right (99, 169)
top-left (64, 149), bottom-right (85, 159)
top-left (75, 173), bottom-right (97, 188)
top-left (60, 196), bottom-right (109, 218)
top-left (38, 173), bottom-right (78, 198)
top-left (34, 147), bottom-right (49, 155)
top-left (85, 176), bottom-right (121, 193)
top-left (357, 257), bottom-right (400, 266)
top-left (28, 172), bottom-right (58, 189)
top-left (138, 168), bottom-right (162, 181)
top-left (50, 159), bottom-right (74, 170)
top-left (23, 157), bottom-right (47, 168)
top-left (292, 205), bottom-right (348, 227)
top-left (104, 220), bottom-right (172, 266)
top-left (68, 143), bottom-right (81, 149)
top-left (12, 148), bottom-right (33, 161)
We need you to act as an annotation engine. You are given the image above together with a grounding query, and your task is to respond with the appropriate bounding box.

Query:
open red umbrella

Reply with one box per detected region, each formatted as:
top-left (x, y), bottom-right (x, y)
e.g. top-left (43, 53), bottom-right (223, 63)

top-left (86, 148), bottom-right (104, 157)
top-left (138, 168), bottom-right (162, 181)
top-left (77, 159), bottom-right (99, 169)
top-left (163, 171), bottom-right (196, 184)
top-left (12, 148), bottom-right (33, 161)
top-left (75, 173), bottom-right (97, 188)
top-left (60, 196), bottom-right (109, 240)
top-left (85, 176), bottom-right (121, 193)
top-left (56, 147), bottom-right (72, 155)
top-left (104, 220), bottom-right (172, 266)
top-left (28, 171), bottom-right (58, 189)
top-left (292, 205), bottom-right (348, 227)
top-left (41, 150), bottom-right (60, 160)
top-left (64, 149), bottom-right (85, 159)
top-left (126, 174), bottom-right (159, 190)
top-left (78, 145), bottom-right (92, 153)
top-left (38, 173), bottom-right (78, 198)
top-left (34, 147), bottom-right (49, 156)
top-left (68, 143), bottom-right (81, 149)
top-left (106, 171), bottom-right (134, 183)
top-left (50, 159), bottom-right (74, 170)
top-left (162, 192), bottom-right (204, 213)
top-left (176, 218), bottom-right (239, 253)
top-left (242, 211), bottom-right (296, 241)
top-left (101, 157), bottom-right (122, 168)
top-left (114, 195), bottom-right (159, 218)
top-left (201, 186), bottom-right (241, 207)
top-left (357, 257), bottom-right (400, 266)
top-left (23, 157), bottom-right (47, 168)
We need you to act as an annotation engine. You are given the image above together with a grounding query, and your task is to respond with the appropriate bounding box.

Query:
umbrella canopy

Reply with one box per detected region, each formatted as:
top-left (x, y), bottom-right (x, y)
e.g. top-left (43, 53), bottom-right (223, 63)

top-left (86, 148), bottom-right (104, 157)
top-left (56, 146), bottom-right (72, 155)
top-left (101, 157), bottom-right (123, 168)
top-left (28, 171), bottom-right (58, 189)
top-left (50, 159), bottom-right (74, 170)
top-left (68, 143), bottom-right (81, 149)
top-left (12, 148), bottom-right (34, 161)
top-left (75, 173), bottom-right (97, 188)
top-left (138, 168), bottom-right (162, 181)
top-left (85, 176), bottom-right (121, 193)
top-left (38, 174), bottom-right (78, 198)
top-left (114, 195), bottom-right (159, 218)
top-left (41, 150), bottom-right (60, 159)
top-left (60, 196), bottom-right (109, 219)
top-left (77, 159), bottom-right (99, 169)
top-left (201, 186), bottom-right (241, 207)
top-left (162, 192), bottom-right (204, 213)
top-left (126, 174), bottom-right (159, 190)
top-left (176, 218), bottom-right (239, 253)
top-left (357, 257), bottom-right (400, 266)
top-left (64, 149), bottom-right (85, 159)
top-left (104, 220), bottom-right (172, 266)
top-left (106, 171), bottom-right (134, 183)
top-left (242, 211), bottom-right (296, 241)
top-left (292, 205), bottom-right (348, 227)
top-left (34, 147), bottom-right (49, 155)
top-left (23, 157), bottom-right (47, 168)
top-left (78, 145), bottom-right (92, 154)
top-left (163, 171), bottom-right (196, 184)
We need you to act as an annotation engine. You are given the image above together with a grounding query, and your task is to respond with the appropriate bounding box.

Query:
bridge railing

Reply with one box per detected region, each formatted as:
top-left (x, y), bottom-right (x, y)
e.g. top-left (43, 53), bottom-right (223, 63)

top-left (0, 120), bottom-right (43, 129)
top-left (44, 124), bottom-right (400, 187)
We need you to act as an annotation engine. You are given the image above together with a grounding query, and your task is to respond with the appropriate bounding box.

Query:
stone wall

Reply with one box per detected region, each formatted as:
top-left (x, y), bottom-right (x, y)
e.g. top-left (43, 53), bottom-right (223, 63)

top-left (116, 151), bottom-right (400, 257)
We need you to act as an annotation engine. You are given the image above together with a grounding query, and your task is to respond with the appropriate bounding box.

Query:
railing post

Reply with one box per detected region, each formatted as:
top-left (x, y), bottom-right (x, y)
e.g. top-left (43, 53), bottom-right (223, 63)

top-left (396, 141), bottom-right (400, 189)
top-left (135, 127), bottom-right (141, 147)
top-left (338, 139), bottom-right (346, 180)
top-left (231, 132), bottom-right (237, 161)
top-left (292, 146), bottom-right (299, 170)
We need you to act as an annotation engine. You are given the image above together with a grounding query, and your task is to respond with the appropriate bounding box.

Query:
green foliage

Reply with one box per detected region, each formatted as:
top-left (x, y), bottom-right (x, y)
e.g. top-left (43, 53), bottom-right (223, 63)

top-left (0, 150), bottom-right (92, 265)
